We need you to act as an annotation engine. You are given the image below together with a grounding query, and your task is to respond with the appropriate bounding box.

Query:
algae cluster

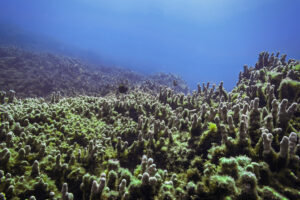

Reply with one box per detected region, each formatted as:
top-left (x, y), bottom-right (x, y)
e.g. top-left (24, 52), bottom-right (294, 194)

top-left (0, 50), bottom-right (299, 200)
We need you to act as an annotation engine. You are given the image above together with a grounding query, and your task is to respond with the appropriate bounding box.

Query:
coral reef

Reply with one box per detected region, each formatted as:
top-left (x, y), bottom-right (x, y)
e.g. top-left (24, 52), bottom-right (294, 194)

top-left (0, 51), bottom-right (299, 199)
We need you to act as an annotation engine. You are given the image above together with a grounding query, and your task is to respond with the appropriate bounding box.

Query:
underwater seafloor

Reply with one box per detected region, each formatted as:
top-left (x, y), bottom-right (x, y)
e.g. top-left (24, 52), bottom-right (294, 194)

top-left (0, 48), bottom-right (300, 200)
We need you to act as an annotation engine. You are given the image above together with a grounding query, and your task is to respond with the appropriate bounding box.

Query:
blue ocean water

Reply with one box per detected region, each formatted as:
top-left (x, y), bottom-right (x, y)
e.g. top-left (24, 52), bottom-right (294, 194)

top-left (0, 0), bottom-right (299, 90)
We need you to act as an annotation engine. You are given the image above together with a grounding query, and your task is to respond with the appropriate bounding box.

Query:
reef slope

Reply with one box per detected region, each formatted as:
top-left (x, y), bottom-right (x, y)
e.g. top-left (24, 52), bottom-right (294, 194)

top-left (0, 51), bottom-right (299, 200)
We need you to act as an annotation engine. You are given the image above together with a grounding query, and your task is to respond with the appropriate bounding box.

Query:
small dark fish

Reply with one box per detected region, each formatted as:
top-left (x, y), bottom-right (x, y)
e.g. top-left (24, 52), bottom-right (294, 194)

top-left (118, 84), bottom-right (128, 93)
top-left (173, 80), bottom-right (178, 87)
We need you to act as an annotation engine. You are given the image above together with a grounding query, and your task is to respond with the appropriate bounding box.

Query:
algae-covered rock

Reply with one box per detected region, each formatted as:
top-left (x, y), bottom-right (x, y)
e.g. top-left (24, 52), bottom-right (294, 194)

top-left (278, 78), bottom-right (300, 102)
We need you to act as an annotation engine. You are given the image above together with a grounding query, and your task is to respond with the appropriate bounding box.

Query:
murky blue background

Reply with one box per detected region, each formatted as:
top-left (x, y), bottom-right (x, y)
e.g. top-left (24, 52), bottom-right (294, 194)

top-left (0, 0), bottom-right (299, 90)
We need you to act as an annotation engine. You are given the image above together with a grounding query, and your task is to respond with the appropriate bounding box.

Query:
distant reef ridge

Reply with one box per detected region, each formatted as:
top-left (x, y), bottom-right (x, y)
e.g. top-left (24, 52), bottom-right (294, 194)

top-left (0, 46), bottom-right (189, 98)
top-left (0, 49), bottom-right (299, 200)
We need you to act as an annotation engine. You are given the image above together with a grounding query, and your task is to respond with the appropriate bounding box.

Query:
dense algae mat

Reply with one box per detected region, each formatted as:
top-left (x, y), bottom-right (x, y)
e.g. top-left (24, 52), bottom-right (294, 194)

top-left (0, 52), bottom-right (300, 200)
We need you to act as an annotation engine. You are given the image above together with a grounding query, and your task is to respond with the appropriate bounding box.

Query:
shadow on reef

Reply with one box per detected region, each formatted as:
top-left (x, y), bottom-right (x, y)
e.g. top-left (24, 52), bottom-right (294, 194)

top-left (0, 50), bottom-right (299, 199)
